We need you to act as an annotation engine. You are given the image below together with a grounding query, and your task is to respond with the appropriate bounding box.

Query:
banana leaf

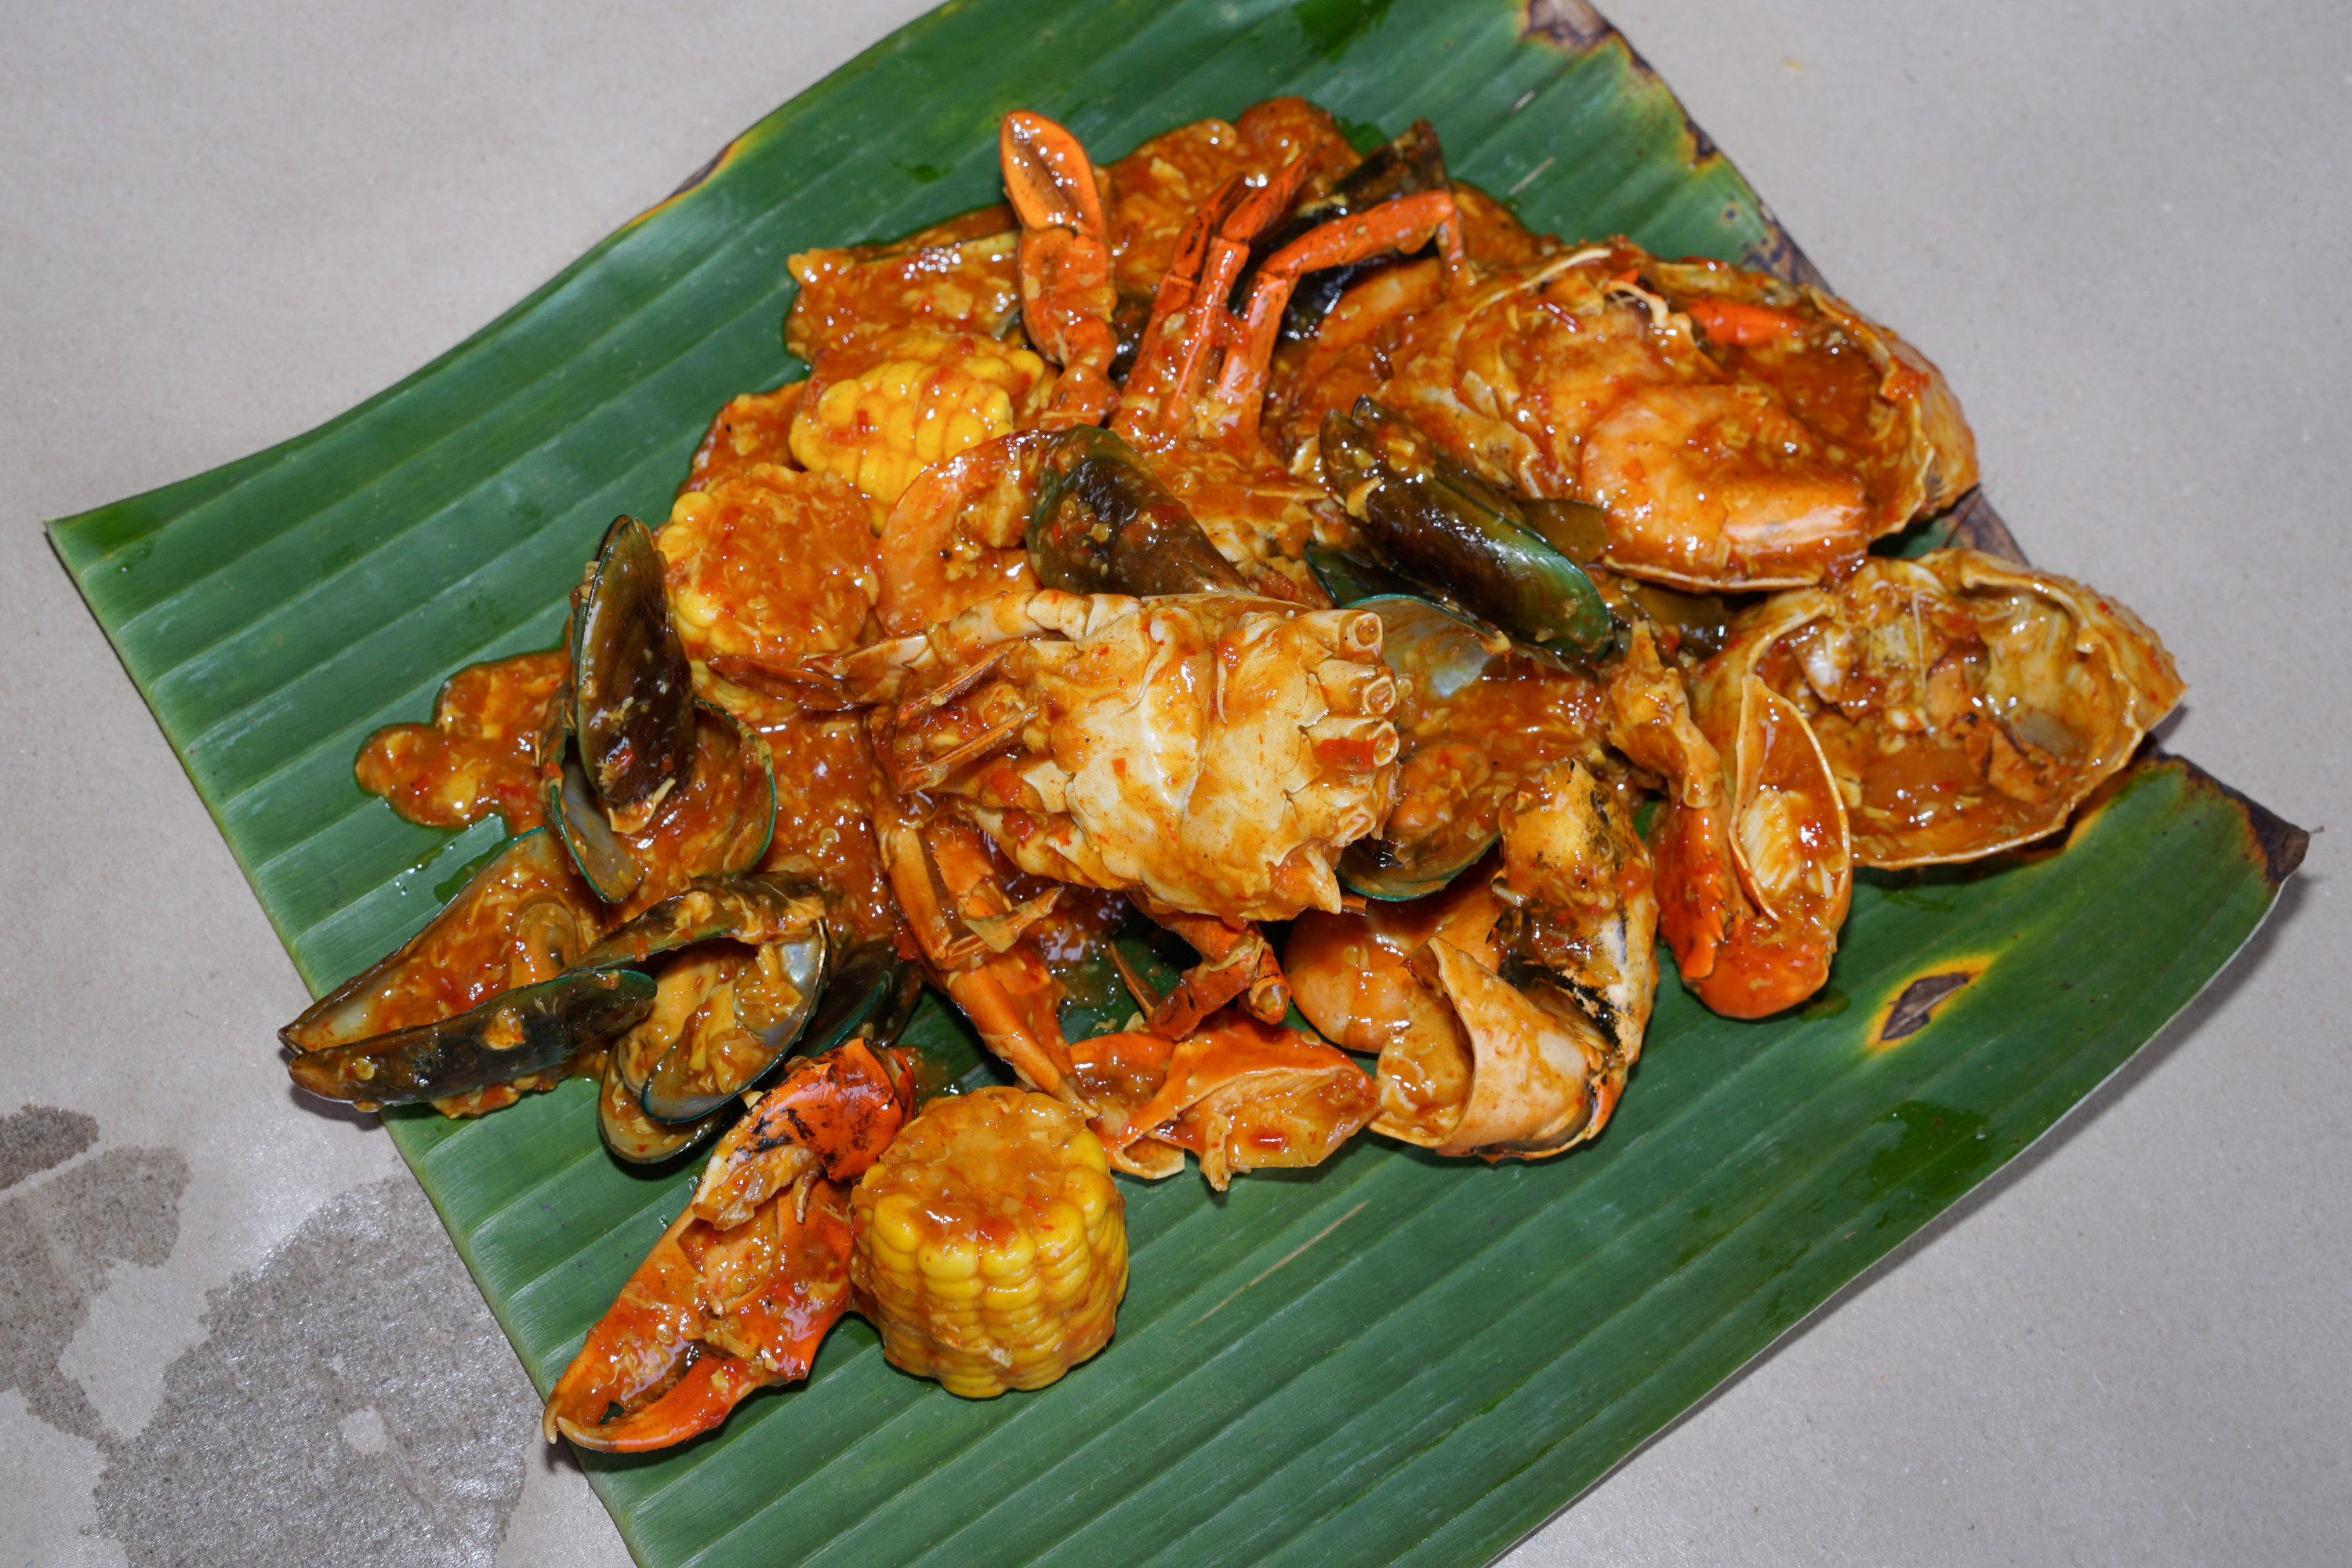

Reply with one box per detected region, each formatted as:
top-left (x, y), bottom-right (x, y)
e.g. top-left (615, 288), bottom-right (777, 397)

top-left (45, 2), bottom-right (2303, 1565)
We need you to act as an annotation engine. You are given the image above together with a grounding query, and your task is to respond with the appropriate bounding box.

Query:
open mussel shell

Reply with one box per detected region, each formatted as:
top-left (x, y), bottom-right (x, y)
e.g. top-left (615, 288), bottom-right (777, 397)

top-left (281, 828), bottom-right (600, 1051)
top-left (1320, 398), bottom-right (1613, 656)
top-left (547, 750), bottom-right (642, 903)
top-left (572, 873), bottom-right (826, 972)
top-left (569, 873), bottom-right (835, 1126)
top-left (639, 927), bottom-right (829, 1123)
top-left (570, 515), bottom-right (695, 835)
top-left (1303, 541), bottom-right (1417, 608)
top-left (799, 941), bottom-right (916, 1058)
top-left (1028, 426), bottom-right (1247, 597)
top-left (543, 700), bottom-right (777, 906)
top-left (289, 969), bottom-right (655, 1110)
top-left (598, 1052), bottom-right (729, 1163)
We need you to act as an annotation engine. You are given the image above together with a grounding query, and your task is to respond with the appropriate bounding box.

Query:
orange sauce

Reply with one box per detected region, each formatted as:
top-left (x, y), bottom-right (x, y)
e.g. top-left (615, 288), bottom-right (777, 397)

top-left (784, 204), bottom-right (1018, 367)
top-left (680, 384), bottom-right (806, 495)
top-left (1386, 654), bottom-right (1606, 862)
top-left (354, 650), bottom-right (566, 833)
top-left (659, 466), bottom-right (880, 675)
top-left (752, 709), bottom-right (896, 946)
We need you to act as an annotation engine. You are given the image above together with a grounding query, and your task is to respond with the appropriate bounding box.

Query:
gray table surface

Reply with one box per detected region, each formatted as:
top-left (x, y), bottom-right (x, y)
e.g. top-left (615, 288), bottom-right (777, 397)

top-left (4, 1), bottom-right (2343, 1563)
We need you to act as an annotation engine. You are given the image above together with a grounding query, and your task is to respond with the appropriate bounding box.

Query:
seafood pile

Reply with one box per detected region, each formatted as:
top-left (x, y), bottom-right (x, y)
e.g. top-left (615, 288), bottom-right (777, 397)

top-left (285, 98), bottom-right (2182, 1446)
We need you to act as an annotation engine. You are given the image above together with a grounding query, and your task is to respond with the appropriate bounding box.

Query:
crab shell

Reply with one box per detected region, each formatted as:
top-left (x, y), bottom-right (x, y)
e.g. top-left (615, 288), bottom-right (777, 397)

top-left (871, 590), bottom-right (1403, 923)
top-left (1722, 549), bottom-right (2184, 868)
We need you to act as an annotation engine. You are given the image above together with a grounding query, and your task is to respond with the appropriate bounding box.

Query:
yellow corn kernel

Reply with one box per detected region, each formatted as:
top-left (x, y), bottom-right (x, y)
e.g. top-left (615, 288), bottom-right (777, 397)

top-left (788, 332), bottom-right (1047, 507)
top-left (851, 1087), bottom-right (1127, 1399)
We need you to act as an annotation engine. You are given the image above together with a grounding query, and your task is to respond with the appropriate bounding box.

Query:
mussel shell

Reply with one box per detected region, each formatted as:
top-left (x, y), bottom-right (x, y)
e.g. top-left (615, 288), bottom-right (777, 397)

top-left (572, 873), bottom-right (827, 973)
top-left (570, 515), bottom-right (695, 835)
top-left (281, 828), bottom-right (599, 1051)
top-left (799, 941), bottom-right (916, 1058)
top-left (288, 968), bottom-right (655, 1109)
top-left (1321, 401), bottom-right (1614, 655)
top-left (1332, 593), bottom-right (1508, 900)
top-left (545, 702), bottom-right (777, 906)
top-left (1338, 834), bottom-right (1490, 902)
top-left (1028, 426), bottom-right (1247, 597)
top-left (1302, 541), bottom-right (1417, 608)
top-left (597, 1050), bottom-right (728, 1164)
top-left (639, 929), bottom-right (829, 1123)
top-left (548, 753), bottom-right (643, 903)
top-left (1515, 499), bottom-right (1730, 658)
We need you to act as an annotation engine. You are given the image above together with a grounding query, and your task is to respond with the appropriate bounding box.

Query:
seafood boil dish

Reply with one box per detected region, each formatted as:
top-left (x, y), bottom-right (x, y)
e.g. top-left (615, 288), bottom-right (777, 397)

top-left (281, 98), bottom-right (2183, 1450)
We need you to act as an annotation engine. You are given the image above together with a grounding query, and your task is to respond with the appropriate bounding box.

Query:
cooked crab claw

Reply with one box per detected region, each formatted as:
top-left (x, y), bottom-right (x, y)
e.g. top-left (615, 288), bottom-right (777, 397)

top-left (1320, 398), bottom-right (1613, 655)
top-left (543, 1041), bottom-right (911, 1452)
top-left (1000, 110), bottom-right (1120, 429)
top-left (289, 968), bottom-right (655, 1113)
top-left (1236, 118), bottom-right (1452, 343)
top-left (1609, 623), bottom-right (1851, 1019)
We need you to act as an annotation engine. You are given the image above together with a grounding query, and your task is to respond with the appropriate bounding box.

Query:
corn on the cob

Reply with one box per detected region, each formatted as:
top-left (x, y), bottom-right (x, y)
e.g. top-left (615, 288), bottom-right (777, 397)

top-left (851, 1087), bottom-right (1125, 1398)
top-left (788, 328), bottom-right (1050, 508)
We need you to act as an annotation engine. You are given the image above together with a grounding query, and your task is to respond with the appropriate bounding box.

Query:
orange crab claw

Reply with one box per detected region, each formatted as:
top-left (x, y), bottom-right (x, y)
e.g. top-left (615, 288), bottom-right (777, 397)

top-left (561, 1347), bottom-right (780, 1453)
top-left (1001, 111), bottom-right (1120, 429)
top-left (1610, 626), bottom-right (1850, 1019)
top-left (543, 1043), bottom-right (911, 1453)
top-left (1217, 188), bottom-right (1463, 429)
top-left (543, 1173), bottom-right (858, 1452)
top-left (1675, 677), bottom-right (1851, 1018)
top-left (1116, 152), bottom-right (1327, 448)
top-left (1121, 895), bottom-right (1292, 1037)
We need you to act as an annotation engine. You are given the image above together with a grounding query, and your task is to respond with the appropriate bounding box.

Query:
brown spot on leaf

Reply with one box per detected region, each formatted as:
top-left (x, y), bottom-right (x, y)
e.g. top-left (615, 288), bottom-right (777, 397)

top-left (1881, 974), bottom-right (1972, 1042)
top-left (1522, 0), bottom-right (1613, 49)
top-left (1869, 956), bottom-right (1993, 1049)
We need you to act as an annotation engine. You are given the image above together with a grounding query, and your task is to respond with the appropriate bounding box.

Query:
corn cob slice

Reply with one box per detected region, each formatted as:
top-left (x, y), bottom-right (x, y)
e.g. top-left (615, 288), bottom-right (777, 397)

top-left (789, 328), bottom-right (1051, 508)
top-left (851, 1086), bottom-right (1125, 1397)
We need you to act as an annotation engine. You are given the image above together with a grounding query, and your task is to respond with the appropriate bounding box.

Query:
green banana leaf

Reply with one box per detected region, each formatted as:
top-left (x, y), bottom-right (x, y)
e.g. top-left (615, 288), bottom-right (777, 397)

top-left (46, 2), bottom-right (2303, 1565)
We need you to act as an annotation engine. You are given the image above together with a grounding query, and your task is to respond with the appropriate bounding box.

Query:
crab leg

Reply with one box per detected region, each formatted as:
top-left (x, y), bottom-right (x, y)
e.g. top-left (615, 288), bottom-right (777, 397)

top-left (878, 807), bottom-right (1076, 1099)
top-left (1117, 154), bottom-right (1326, 447)
top-left (1215, 191), bottom-right (1463, 440)
top-left (1001, 111), bottom-right (1120, 429)
top-left (1125, 894), bottom-right (1291, 1036)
